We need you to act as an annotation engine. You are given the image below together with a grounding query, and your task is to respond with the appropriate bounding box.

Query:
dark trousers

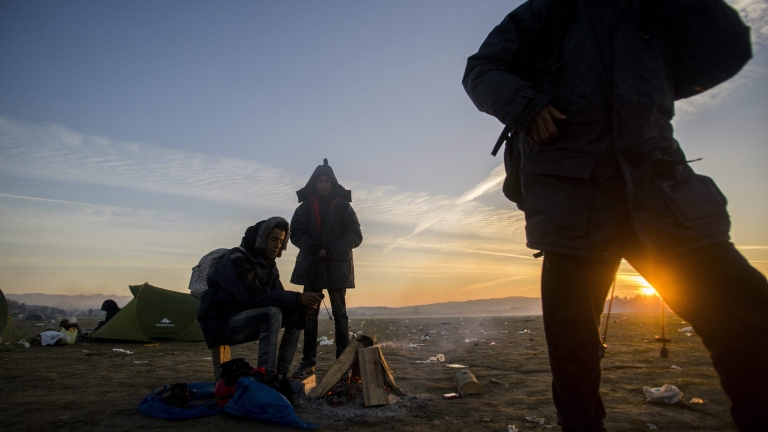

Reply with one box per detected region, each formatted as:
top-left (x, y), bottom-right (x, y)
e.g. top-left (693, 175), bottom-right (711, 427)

top-left (542, 240), bottom-right (768, 432)
top-left (299, 286), bottom-right (349, 366)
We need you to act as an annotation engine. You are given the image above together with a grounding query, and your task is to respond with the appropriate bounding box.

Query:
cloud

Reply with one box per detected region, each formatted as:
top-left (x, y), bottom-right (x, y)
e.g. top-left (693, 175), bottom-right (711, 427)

top-left (0, 117), bottom-right (525, 254)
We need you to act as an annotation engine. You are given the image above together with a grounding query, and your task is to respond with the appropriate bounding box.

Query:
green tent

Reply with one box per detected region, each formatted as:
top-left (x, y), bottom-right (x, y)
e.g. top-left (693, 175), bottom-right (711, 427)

top-left (0, 288), bottom-right (29, 344)
top-left (90, 282), bottom-right (205, 342)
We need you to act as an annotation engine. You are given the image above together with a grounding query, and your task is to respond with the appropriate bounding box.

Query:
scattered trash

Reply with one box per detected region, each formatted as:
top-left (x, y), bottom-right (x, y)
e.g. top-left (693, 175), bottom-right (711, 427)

top-left (500, 330), bottom-right (508, 334)
top-left (356, 331), bottom-right (363, 335)
top-left (508, 425), bottom-right (518, 432)
top-left (643, 384), bottom-right (683, 404)
top-left (525, 416), bottom-right (546, 425)
top-left (445, 364), bottom-right (469, 368)
top-left (685, 332), bottom-right (693, 337)
top-left (480, 418), bottom-right (490, 423)
top-left (690, 397), bottom-right (706, 405)
top-left (464, 338), bottom-right (478, 343)
top-left (406, 343), bottom-right (422, 348)
top-left (202, 357), bottom-right (212, 360)
top-left (112, 348), bottom-right (134, 354)
top-left (490, 378), bottom-right (509, 387)
top-left (317, 336), bottom-right (334, 346)
top-left (143, 342), bottom-right (160, 347)
top-left (517, 329), bottom-right (532, 334)
top-left (647, 423), bottom-right (658, 431)
top-left (421, 335), bottom-right (430, 340)
top-left (678, 326), bottom-right (694, 332)
top-left (489, 342), bottom-right (496, 345)
top-left (670, 365), bottom-right (682, 369)
top-left (430, 354), bottom-right (445, 362)
top-left (133, 361), bottom-right (148, 364)
top-left (443, 392), bottom-right (462, 400)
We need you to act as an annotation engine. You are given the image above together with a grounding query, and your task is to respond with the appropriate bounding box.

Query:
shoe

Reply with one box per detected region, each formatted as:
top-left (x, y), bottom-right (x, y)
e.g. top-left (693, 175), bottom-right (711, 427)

top-left (291, 364), bottom-right (315, 380)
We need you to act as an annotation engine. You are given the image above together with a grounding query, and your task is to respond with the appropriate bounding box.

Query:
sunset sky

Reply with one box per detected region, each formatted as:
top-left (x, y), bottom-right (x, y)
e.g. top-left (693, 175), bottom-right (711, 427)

top-left (1, 0), bottom-right (766, 307)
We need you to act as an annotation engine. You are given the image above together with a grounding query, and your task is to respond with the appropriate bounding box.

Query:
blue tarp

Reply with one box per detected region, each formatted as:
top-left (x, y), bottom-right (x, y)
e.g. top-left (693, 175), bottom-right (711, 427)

top-left (224, 378), bottom-right (318, 429)
top-left (137, 378), bottom-right (318, 429)
top-left (137, 382), bottom-right (221, 420)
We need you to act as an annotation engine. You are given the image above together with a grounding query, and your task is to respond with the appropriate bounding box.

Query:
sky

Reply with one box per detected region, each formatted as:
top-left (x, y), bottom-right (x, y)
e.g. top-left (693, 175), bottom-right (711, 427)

top-left (1, 0), bottom-right (767, 307)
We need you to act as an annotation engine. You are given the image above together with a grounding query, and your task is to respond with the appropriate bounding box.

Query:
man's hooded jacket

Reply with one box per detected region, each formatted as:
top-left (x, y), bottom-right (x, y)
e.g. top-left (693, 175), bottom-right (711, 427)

top-left (463, 0), bottom-right (751, 258)
top-left (290, 160), bottom-right (363, 289)
top-left (197, 217), bottom-right (300, 348)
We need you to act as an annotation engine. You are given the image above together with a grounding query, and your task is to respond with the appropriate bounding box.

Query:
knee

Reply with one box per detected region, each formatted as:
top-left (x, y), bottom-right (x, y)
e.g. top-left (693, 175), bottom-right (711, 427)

top-left (265, 306), bottom-right (282, 323)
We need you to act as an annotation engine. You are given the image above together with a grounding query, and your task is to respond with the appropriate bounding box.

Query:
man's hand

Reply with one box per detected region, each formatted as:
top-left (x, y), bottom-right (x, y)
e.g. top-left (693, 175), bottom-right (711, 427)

top-left (300, 292), bottom-right (323, 311)
top-left (526, 105), bottom-right (567, 144)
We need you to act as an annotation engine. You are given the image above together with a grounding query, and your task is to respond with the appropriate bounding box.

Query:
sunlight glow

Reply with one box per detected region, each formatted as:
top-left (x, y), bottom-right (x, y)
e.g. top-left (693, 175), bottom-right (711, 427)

top-left (640, 287), bottom-right (658, 296)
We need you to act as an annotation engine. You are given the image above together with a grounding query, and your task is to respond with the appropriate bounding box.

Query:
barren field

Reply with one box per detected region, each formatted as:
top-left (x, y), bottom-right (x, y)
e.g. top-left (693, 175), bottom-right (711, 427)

top-left (0, 312), bottom-right (734, 431)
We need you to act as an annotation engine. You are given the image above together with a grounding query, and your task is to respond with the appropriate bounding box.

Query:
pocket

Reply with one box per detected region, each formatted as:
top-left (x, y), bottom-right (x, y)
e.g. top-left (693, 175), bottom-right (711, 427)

top-left (521, 158), bottom-right (595, 236)
top-left (652, 169), bottom-right (728, 226)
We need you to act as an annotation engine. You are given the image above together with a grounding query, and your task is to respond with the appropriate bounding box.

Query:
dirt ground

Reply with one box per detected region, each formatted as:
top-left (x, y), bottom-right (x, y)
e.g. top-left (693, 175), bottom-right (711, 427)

top-left (0, 312), bottom-right (735, 431)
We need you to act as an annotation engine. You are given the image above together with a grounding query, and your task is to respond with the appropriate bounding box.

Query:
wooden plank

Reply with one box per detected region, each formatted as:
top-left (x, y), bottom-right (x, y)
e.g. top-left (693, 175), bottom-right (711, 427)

top-left (455, 369), bottom-right (482, 395)
top-left (358, 346), bottom-right (388, 407)
top-left (310, 337), bottom-right (365, 398)
top-left (212, 345), bottom-right (232, 381)
top-left (378, 348), bottom-right (402, 395)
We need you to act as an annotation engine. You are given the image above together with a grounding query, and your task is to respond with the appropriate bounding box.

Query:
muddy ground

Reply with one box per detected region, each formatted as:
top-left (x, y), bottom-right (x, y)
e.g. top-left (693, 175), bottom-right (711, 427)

top-left (0, 312), bottom-right (734, 431)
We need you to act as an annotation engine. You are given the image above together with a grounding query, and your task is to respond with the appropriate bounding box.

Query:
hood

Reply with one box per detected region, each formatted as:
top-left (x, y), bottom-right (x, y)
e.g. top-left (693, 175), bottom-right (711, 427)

top-left (296, 158), bottom-right (352, 203)
top-left (240, 216), bottom-right (290, 258)
top-left (101, 299), bottom-right (120, 313)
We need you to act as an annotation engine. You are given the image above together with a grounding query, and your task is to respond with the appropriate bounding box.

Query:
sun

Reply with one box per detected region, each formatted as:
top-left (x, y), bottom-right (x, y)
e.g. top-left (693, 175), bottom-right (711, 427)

top-left (640, 286), bottom-right (657, 296)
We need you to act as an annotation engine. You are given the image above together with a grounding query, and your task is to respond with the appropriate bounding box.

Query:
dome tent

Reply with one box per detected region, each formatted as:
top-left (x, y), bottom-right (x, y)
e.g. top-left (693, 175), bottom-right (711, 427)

top-left (0, 289), bottom-right (28, 343)
top-left (90, 283), bottom-right (205, 342)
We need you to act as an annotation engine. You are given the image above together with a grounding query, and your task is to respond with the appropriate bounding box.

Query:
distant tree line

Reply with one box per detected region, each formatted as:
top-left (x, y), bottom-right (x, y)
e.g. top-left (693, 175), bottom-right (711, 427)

top-left (6, 299), bottom-right (105, 320)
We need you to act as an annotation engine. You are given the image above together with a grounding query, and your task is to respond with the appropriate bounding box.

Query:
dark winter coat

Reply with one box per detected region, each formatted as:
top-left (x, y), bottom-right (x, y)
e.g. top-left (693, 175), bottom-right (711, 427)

top-left (463, 0), bottom-right (751, 259)
top-left (197, 217), bottom-right (300, 348)
top-left (290, 162), bottom-right (363, 289)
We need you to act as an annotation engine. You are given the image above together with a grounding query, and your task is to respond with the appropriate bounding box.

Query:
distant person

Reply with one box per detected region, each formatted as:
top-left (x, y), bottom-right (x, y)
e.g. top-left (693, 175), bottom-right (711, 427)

top-left (93, 299), bottom-right (120, 332)
top-left (197, 217), bottom-right (322, 391)
top-left (463, 1), bottom-right (767, 430)
top-left (58, 317), bottom-right (85, 341)
top-left (290, 159), bottom-right (363, 380)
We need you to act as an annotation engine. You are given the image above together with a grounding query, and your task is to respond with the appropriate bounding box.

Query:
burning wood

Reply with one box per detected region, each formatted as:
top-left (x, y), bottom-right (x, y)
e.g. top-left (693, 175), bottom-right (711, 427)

top-left (310, 335), bottom-right (402, 407)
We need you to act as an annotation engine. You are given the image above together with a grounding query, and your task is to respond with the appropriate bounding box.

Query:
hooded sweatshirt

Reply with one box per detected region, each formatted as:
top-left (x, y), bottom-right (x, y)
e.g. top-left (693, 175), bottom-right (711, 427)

top-left (197, 217), bottom-right (300, 348)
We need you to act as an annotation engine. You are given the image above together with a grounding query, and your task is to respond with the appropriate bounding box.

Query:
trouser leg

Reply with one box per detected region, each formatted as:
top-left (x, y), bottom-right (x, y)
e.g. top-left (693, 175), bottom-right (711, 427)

top-left (276, 313), bottom-right (302, 374)
top-left (629, 242), bottom-right (768, 431)
top-left (541, 252), bottom-right (618, 432)
top-left (217, 306), bottom-right (282, 374)
top-left (328, 288), bottom-right (349, 358)
top-left (300, 285), bottom-right (321, 367)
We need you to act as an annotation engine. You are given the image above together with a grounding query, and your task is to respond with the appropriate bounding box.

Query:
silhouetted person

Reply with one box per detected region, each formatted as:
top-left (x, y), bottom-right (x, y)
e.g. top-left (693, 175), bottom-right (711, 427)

top-left (463, 1), bottom-right (766, 430)
top-left (290, 159), bottom-right (363, 379)
top-left (94, 299), bottom-right (120, 332)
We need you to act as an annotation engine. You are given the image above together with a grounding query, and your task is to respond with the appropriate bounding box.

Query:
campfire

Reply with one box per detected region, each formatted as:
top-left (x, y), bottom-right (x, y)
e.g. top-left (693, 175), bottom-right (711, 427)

top-left (307, 335), bottom-right (402, 407)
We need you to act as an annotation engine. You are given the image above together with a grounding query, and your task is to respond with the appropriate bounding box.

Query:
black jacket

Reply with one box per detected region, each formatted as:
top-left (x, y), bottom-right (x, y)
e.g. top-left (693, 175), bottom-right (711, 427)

top-left (197, 218), bottom-right (300, 348)
top-left (463, 0), bottom-right (750, 258)
top-left (290, 162), bottom-right (363, 288)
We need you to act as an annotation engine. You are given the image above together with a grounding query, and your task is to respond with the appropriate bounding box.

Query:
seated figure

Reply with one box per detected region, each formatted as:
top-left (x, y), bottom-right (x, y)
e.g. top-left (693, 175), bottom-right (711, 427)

top-left (197, 217), bottom-right (321, 387)
top-left (93, 299), bottom-right (121, 332)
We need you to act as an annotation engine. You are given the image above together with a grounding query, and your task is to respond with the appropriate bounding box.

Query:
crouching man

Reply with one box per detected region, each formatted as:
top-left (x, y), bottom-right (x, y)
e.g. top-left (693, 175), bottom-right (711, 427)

top-left (197, 217), bottom-right (322, 392)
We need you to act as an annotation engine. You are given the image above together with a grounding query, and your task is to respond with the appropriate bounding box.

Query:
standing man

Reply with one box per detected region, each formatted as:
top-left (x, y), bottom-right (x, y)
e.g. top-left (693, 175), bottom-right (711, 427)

top-left (290, 159), bottom-right (363, 379)
top-left (463, 1), bottom-right (767, 431)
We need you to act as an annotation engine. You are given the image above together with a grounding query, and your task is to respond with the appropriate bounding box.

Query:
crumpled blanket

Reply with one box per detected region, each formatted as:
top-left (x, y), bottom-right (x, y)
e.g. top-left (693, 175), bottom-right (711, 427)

top-left (138, 377), bottom-right (318, 429)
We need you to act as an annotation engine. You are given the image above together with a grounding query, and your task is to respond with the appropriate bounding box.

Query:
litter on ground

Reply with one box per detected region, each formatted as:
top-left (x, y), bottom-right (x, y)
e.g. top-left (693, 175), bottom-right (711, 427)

top-left (679, 326), bottom-right (694, 332)
top-left (690, 398), bottom-right (706, 405)
top-left (647, 423), bottom-right (658, 430)
top-left (112, 348), bottom-right (134, 354)
top-left (525, 416), bottom-right (546, 425)
top-left (445, 364), bottom-right (469, 368)
top-left (317, 336), bottom-right (334, 346)
top-left (643, 384), bottom-right (683, 404)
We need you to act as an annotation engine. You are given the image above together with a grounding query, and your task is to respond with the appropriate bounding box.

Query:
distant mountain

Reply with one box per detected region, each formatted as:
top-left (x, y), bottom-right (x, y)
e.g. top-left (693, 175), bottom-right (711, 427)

top-left (348, 296), bottom-right (542, 317)
top-left (5, 293), bottom-right (134, 311)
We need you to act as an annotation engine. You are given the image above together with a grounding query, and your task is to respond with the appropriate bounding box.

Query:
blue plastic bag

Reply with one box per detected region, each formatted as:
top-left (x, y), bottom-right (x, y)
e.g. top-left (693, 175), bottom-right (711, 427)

top-left (137, 382), bottom-right (222, 420)
top-left (224, 377), bottom-right (319, 430)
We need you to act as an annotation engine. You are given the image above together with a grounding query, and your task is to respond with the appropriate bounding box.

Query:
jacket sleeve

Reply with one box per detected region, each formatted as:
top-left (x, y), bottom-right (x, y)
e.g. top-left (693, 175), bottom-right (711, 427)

top-left (462, 2), bottom-right (552, 133)
top-left (227, 252), bottom-right (300, 312)
top-left (290, 202), bottom-right (316, 251)
top-left (326, 204), bottom-right (363, 259)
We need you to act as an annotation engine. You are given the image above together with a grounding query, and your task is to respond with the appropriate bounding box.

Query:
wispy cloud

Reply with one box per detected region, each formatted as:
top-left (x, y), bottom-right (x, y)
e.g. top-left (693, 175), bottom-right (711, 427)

top-left (0, 117), bottom-right (525, 252)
